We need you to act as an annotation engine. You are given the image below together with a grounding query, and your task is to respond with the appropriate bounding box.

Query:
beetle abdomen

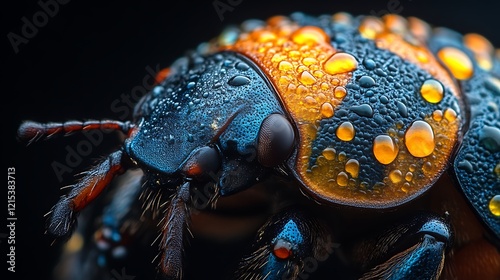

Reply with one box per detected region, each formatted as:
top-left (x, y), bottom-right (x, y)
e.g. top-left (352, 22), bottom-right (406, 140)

top-left (213, 13), bottom-right (465, 209)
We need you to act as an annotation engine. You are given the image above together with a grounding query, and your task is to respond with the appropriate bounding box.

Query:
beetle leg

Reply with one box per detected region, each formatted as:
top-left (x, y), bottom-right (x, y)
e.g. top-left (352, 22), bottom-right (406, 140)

top-left (348, 213), bottom-right (451, 280)
top-left (158, 182), bottom-right (191, 279)
top-left (232, 206), bottom-right (338, 280)
top-left (47, 149), bottom-right (129, 239)
top-left (52, 169), bottom-right (159, 280)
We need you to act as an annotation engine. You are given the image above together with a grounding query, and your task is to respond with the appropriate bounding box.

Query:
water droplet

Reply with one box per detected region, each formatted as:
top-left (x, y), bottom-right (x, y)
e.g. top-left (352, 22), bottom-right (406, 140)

top-left (320, 102), bottom-right (334, 118)
top-left (423, 162), bottom-right (433, 173)
top-left (495, 162), bottom-right (500, 177)
top-left (252, 29), bottom-right (277, 43)
top-left (302, 57), bottom-right (318, 66)
top-left (437, 47), bottom-right (474, 80)
top-left (323, 53), bottom-right (358, 75)
top-left (345, 159), bottom-right (359, 178)
top-left (278, 60), bottom-right (293, 71)
top-left (336, 122), bottom-right (355, 141)
top-left (432, 110), bottom-right (443, 121)
top-left (322, 147), bottom-right (336, 160)
top-left (337, 171), bottom-right (349, 187)
top-left (359, 16), bottom-right (384, 39)
top-left (458, 160), bottom-right (473, 173)
top-left (443, 108), bottom-right (457, 122)
top-left (405, 120), bottom-right (435, 157)
top-left (351, 104), bottom-right (373, 117)
top-left (228, 75), bottom-right (251, 86)
top-left (396, 101), bottom-right (408, 117)
top-left (463, 33), bottom-right (494, 71)
top-left (299, 70), bottom-right (317, 85)
top-left (373, 135), bottom-right (399, 164)
top-left (389, 169), bottom-right (403, 183)
top-left (334, 86), bottom-right (347, 98)
top-left (338, 151), bottom-right (347, 161)
top-left (235, 62), bottom-right (250, 71)
top-left (489, 195), bottom-right (500, 216)
top-left (359, 76), bottom-right (376, 88)
top-left (291, 26), bottom-right (329, 45)
top-left (363, 58), bottom-right (377, 70)
top-left (405, 172), bottom-right (413, 182)
top-left (420, 79), bottom-right (444, 103)
top-left (479, 125), bottom-right (500, 152)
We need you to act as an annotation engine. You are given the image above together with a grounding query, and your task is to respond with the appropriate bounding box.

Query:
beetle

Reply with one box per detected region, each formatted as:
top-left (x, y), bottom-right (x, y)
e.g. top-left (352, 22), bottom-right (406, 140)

top-left (17, 11), bottom-right (499, 280)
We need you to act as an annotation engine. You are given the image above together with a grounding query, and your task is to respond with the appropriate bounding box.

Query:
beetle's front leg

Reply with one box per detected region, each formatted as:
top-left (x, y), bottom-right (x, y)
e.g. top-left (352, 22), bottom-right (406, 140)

top-left (347, 213), bottom-right (452, 280)
top-left (232, 206), bottom-right (339, 280)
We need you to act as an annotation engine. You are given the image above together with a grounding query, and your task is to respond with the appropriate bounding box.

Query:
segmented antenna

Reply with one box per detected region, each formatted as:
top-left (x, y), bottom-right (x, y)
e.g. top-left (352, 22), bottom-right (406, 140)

top-left (17, 120), bottom-right (135, 144)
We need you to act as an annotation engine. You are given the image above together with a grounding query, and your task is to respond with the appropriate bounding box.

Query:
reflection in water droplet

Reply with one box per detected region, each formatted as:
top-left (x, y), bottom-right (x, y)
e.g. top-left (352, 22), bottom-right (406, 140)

top-left (320, 102), bottom-right (334, 118)
top-left (405, 121), bottom-right (435, 157)
top-left (489, 195), bottom-right (500, 216)
top-left (443, 108), bottom-right (457, 122)
top-left (323, 53), bottom-right (358, 75)
top-left (228, 75), bottom-right (251, 86)
top-left (373, 135), bottom-right (399, 165)
top-left (420, 79), bottom-right (444, 103)
top-left (299, 71), bottom-right (317, 85)
top-left (291, 26), bottom-right (329, 45)
top-left (389, 169), bottom-right (403, 183)
top-left (336, 122), bottom-right (355, 141)
top-left (334, 86), bottom-right (347, 98)
top-left (437, 47), bottom-right (474, 80)
top-left (345, 159), bottom-right (359, 178)
top-left (432, 110), bottom-right (443, 121)
top-left (337, 172), bottom-right (349, 187)
top-left (322, 147), bottom-right (336, 160)
top-left (479, 126), bottom-right (500, 152)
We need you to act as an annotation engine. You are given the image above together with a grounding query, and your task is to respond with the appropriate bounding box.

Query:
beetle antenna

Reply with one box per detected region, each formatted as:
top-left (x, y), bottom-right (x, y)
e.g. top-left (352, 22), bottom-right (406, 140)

top-left (17, 119), bottom-right (135, 144)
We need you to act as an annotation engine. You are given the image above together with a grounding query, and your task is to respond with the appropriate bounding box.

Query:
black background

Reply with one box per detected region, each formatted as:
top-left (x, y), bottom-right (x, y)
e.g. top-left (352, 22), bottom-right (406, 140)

top-left (3, 0), bottom-right (500, 279)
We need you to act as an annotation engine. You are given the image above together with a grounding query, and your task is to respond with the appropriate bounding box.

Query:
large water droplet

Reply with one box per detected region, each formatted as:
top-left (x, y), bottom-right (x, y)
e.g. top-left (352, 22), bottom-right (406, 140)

top-left (437, 47), bottom-right (474, 80)
top-left (345, 159), bottom-right (359, 178)
top-left (336, 122), bottom-right (355, 141)
top-left (420, 79), bottom-right (444, 103)
top-left (373, 135), bottom-right (399, 164)
top-left (479, 125), bottom-right (500, 152)
top-left (337, 172), bottom-right (349, 187)
top-left (351, 104), bottom-right (373, 117)
top-left (320, 102), bottom-right (334, 118)
top-left (405, 120), bottom-right (435, 157)
top-left (489, 195), bottom-right (500, 216)
top-left (322, 147), bottom-right (336, 160)
top-left (291, 26), bottom-right (329, 45)
top-left (228, 75), bottom-right (251, 86)
top-left (323, 53), bottom-right (358, 75)
top-left (389, 169), bottom-right (403, 183)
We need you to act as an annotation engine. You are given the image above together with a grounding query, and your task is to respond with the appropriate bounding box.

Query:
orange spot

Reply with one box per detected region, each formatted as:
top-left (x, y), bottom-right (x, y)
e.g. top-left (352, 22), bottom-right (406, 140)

top-left (273, 247), bottom-right (292, 259)
top-left (155, 68), bottom-right (171, 84)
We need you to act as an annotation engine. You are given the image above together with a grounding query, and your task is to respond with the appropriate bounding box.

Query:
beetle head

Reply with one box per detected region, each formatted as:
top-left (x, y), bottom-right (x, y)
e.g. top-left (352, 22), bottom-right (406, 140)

top-left (125, 51), bottom-right (297, 196)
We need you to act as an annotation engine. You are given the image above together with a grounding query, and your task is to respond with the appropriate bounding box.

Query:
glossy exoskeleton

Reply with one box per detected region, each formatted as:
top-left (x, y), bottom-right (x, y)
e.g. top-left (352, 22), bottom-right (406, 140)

top-left (18, 11), bottom-right (500, 280)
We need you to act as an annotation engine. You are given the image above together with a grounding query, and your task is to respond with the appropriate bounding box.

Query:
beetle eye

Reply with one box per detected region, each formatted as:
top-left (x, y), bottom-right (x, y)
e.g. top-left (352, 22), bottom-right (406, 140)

top-left (272, 238), bottom-right (293, 260)
top-left (257, 114), bottom-right (295, 167)
top-left (181, 146), bottom-right (221, 178)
